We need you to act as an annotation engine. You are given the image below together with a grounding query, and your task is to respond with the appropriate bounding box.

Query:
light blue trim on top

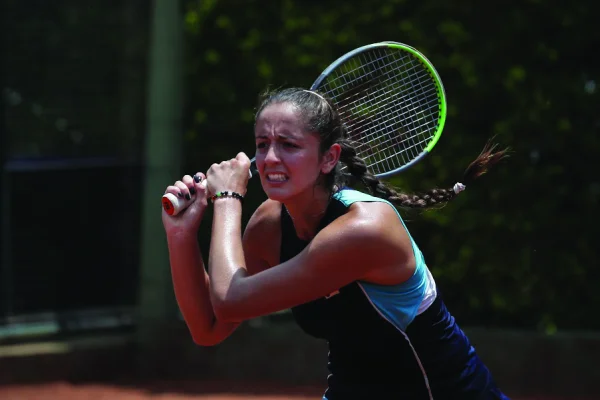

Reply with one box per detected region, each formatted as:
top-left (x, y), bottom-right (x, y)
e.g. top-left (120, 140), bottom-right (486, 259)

top-left (332, 189), bottom-right (431, 331)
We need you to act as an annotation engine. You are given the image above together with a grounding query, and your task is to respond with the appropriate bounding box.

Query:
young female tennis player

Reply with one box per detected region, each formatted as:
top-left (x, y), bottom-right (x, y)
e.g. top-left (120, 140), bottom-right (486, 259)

top-left (162, 88), bottom-right (510, 399)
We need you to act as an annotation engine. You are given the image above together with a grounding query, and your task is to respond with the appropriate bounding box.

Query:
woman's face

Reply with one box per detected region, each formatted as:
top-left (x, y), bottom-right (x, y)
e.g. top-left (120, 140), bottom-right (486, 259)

top-left (254, 102), bottom-right (338, 203)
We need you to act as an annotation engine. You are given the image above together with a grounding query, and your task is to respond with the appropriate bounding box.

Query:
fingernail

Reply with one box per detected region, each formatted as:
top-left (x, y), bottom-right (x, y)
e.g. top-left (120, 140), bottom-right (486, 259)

top-left (177, 192), bottom-right (184, 198)
top-left (185, 193), bottom-right (191, 200)
top-left (193, 175), bottom-right (201, 183)
top-left (190, 187), bottom-right (196, 195)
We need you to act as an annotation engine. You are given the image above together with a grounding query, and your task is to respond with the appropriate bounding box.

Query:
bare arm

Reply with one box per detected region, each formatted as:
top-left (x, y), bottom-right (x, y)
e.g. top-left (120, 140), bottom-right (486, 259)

top-left (208, 200), bottom-right (411, 322)
top-left (163, 172), bottom-right (238, 346)
top-left (168, 199), bottom-right (274, 346)
top-left (167, 230), bottom-right (239, 346)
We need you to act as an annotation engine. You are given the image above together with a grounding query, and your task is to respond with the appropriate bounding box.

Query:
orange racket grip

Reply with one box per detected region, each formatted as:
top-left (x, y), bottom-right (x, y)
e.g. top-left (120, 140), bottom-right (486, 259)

top-left (162, 167), bottom-right (254, 217)
top-left (162, 193), bottom-right (184, 216)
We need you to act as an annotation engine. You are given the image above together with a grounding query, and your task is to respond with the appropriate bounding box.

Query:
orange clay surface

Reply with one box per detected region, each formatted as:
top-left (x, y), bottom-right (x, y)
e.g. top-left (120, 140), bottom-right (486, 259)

top-left (0, 380), bottom-right (593, 400)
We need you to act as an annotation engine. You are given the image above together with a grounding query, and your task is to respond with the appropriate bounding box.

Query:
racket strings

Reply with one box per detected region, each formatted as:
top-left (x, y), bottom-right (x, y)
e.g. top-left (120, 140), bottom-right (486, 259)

top-left (332, 57), bottom-right (436, 119)
top-left (367, 135), bottom-right (434, 170)
top-left (357, 103), bottom-right (441, 169)
top-left (327, 57), bottom-right (421, 123)
top-left (338, 67), bottom-right (437, 133)
top-left (350, 107), bottom-right (436, 167)
top-left (345, 86), bottom-right (438, 149)
top-left (320, 50), bottom-right (400, 96)
top-left (316, 48), bottom-right (442, 175)
top-left (333, 55), bottom-right (427, 112)
top-left (352, 92), bottom-right (439, 151)
top-left (352, 54), bottom-right (436, 156)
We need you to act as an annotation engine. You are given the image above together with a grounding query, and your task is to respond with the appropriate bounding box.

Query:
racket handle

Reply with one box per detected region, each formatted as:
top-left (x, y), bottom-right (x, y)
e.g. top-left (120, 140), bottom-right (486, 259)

top-left (162, 167), bottom-right (255, 216)
top-left (162, 193), bottom-right (184, 216)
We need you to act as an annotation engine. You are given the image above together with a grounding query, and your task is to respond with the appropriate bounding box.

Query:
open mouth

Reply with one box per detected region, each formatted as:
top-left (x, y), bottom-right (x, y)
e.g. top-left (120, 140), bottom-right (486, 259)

top-left (266, 173), bottom-right (289, 183)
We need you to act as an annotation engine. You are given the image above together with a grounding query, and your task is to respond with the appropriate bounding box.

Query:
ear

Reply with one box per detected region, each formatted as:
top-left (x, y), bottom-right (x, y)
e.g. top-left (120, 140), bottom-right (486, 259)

top-left (320, 143), bottom-right (342, 174)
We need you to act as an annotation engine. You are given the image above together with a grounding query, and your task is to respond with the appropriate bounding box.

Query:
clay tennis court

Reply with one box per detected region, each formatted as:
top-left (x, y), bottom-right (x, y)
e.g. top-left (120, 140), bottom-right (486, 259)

top-left (0, 381), bottom-right (592, 400)
top-left (0, 381), bottom-right (319, 400)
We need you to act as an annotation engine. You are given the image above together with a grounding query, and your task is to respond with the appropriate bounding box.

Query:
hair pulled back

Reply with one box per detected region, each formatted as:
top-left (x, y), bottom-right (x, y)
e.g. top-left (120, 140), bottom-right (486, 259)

top-left (255, 87), bottom-right (509, 209)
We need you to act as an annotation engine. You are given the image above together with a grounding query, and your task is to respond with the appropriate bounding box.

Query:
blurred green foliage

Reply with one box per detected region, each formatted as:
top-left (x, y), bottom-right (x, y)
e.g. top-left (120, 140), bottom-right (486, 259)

top-left (2, 0), bottom-right (597, 333)
top-left (182, 0), bottom-right (599, 333)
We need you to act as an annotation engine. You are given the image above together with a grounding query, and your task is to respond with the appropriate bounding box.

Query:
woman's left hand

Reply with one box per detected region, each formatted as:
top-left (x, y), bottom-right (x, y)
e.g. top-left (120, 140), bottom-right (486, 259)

top-left (206, 152), bottom-right (252, 197)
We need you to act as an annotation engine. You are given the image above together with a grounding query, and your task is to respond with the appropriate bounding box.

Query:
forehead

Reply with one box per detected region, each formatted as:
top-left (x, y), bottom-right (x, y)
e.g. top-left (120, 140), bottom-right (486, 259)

top-left (255, 103), bottom-right (304, 134)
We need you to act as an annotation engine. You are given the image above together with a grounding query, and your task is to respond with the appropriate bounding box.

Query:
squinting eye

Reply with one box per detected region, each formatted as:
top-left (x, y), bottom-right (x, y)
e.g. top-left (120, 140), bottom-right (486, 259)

top-left (256, 143), bottom-right (267, 149)
top-left (283, 142), bottom-right (298, 148)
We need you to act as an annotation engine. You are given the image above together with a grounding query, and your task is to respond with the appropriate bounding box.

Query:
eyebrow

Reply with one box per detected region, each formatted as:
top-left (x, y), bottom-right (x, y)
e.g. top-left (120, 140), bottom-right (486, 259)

top-left (255, 133), bottom-right (300, 140)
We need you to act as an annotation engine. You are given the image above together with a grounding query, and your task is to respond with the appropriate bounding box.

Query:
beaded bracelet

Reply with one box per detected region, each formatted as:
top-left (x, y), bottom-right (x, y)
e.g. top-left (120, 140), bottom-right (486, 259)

top-left (210, 191), bottom-right (244, 204)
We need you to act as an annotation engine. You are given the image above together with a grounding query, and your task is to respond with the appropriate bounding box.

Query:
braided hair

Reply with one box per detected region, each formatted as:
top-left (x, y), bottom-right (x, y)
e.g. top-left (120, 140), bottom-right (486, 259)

top-left (255, 87), bottom-right (509, 209)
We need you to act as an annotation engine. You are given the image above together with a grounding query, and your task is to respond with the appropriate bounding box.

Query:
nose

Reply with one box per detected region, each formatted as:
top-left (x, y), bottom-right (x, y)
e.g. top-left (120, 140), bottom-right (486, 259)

top-left (264, 144), bottom-right (281, 165)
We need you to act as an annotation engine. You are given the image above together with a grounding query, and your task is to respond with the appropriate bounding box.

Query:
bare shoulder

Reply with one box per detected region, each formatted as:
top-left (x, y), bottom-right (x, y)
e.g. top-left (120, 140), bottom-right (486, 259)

top-left (242, 199), bottom-right (282, 271)
top-left (244, 198), bottom-right (282, 234)
top-left (314, 200), bottom-right (414, 284)
top-left (343, 201), bottom-right (408, 241)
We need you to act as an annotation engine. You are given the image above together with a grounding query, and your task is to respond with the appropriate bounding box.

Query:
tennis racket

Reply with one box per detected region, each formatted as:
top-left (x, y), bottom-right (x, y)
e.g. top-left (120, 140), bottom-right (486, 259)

top-left (162, 41), bottom-right (447, 216)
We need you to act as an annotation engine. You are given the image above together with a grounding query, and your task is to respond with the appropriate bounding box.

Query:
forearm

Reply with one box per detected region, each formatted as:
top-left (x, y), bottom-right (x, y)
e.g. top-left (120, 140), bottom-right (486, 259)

top-left (208, 200), bottom-right (248, 317)
top-left (167, 231), bottom-right (227, 345)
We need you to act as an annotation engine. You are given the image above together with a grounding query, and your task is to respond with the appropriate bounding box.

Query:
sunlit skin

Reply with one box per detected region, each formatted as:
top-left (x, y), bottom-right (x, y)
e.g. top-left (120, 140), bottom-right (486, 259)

top-left (161, 100), bottom-right (415, 343)
top-left (254, 102), bottom-right (340, 240)
top-left (159, 89), bottom-right (508, 398)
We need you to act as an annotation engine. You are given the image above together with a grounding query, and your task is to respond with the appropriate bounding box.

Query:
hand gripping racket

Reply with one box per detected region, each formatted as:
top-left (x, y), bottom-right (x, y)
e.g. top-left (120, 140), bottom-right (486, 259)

top-left (162, 41), bottom-right (447, 216)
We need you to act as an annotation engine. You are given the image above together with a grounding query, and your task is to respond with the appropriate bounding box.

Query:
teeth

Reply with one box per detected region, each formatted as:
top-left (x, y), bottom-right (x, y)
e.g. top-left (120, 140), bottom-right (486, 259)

top-left (267, 173), bottom-right (287, 182)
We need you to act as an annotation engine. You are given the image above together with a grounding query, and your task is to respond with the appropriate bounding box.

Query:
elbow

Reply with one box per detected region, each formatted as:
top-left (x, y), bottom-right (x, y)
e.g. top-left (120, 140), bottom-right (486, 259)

top-left (191, 333), bottom-right (225, 347)
top-left (211, 277), bottom-right (249, 323)
top-left (212, 297), bottom-right (245, 324)
top-left (187, 325), bottom-right (227, 347)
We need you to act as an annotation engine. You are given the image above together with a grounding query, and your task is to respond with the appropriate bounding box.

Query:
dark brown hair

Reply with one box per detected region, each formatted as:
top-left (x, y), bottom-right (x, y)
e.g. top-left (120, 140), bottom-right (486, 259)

top-left (255, 87), bottom-right (509, 209)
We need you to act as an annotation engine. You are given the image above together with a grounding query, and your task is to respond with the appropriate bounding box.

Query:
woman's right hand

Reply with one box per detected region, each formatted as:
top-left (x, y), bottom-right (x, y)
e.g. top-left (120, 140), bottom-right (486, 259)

top-left (162, 172), bottom-right (209, 235)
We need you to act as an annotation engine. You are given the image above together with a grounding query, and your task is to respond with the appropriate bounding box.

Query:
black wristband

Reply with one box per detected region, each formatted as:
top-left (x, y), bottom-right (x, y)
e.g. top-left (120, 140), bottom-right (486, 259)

top-left (210, 191), bottom-right (244, 204)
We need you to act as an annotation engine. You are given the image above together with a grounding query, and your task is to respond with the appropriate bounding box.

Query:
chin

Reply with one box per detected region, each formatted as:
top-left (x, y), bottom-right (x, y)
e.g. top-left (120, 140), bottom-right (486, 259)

top-left (263, 189), bottom-right (293, 203)
top-left (261, 184), bottom-right (299, 203)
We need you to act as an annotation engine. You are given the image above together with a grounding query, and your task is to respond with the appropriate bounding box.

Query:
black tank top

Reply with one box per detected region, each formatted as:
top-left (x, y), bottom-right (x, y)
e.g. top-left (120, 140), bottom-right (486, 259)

top-left (278, 190), bottom-right (508, 400)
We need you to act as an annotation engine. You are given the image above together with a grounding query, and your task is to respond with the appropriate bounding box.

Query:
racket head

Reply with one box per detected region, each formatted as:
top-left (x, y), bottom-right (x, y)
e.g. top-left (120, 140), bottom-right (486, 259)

top-left (310, 41), bottom-right (447, 178)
